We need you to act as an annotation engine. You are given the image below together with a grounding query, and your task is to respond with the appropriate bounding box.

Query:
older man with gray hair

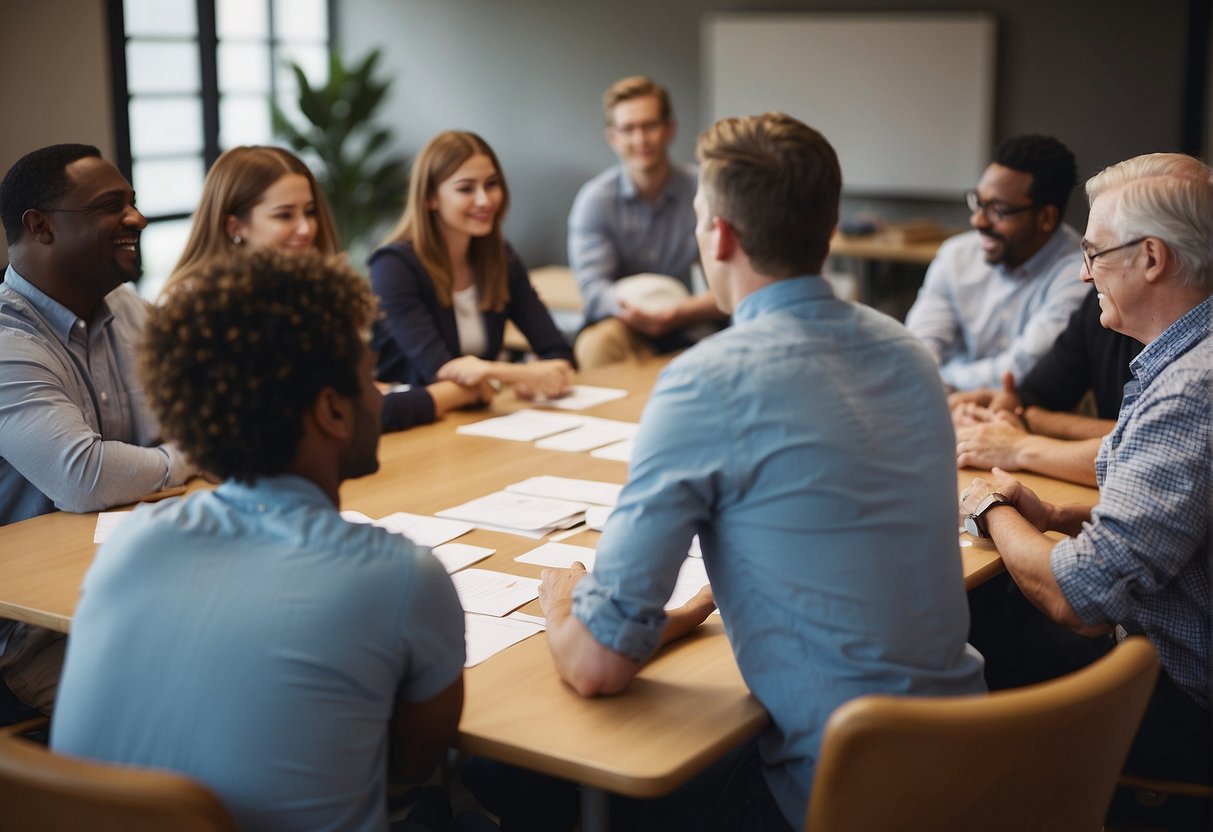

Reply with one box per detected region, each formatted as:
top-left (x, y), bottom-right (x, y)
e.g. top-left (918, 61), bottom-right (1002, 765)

top-left (961, 153), bottom-right (1212, 808)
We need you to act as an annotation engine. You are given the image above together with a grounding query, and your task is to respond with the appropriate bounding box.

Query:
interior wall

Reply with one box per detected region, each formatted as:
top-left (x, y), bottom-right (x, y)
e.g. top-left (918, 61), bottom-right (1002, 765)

top-left (340, 0), bottom-right (1190, 268)
top-left (0, 0), bottom-right (115, 267)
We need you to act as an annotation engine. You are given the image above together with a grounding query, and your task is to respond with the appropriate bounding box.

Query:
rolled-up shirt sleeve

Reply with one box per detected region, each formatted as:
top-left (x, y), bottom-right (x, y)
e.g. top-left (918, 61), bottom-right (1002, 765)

top-left (572, 359), bottom-right (726, 661)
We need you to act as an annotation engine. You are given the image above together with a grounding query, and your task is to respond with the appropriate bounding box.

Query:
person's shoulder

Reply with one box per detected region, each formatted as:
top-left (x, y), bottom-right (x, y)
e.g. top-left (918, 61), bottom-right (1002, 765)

top-left (572, 165), bottom-right (624, 206)
top-left (369, 239), bottom-right (420, 268)
top-left (934, 229), bottom-right (981, 259)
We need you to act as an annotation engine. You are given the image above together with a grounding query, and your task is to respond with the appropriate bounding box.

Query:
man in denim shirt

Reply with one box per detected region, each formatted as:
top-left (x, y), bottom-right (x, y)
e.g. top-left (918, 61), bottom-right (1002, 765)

top-left (543, 113), bottom-right (985, 830)
top-left (962, 153), bottom-right (1212, 799)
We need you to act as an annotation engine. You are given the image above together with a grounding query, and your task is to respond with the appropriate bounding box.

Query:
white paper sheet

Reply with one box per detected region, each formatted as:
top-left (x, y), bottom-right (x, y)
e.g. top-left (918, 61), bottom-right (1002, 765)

top-left (456, 410), bottom-right (586, 441)
top-left (372, 512), bottom-right (473, 547)
top-left (515, 542), bottom-right (597, 571)
top-left (665, 557), bottom-right (714, 612)
top-left (531, 385), bottom-right (628, 411)
top-left (506, 476), bottom-right (622, 507)
top-left (464, 612), bottom-right (546, 667)
top-left (437, 492), bottom-right (588, 533)
top-left (535, 422), bottom-right (636, 452)
top-left (432, 543), bottom-right (495, 574)
top-left (93, 511), bottom-right (132, 544)
top-left (451, 569), bottom-right (541, 616)
top-left (585, 505), bottom-right (612, 531)
top-left (590, 439), bottom-right (634, 462)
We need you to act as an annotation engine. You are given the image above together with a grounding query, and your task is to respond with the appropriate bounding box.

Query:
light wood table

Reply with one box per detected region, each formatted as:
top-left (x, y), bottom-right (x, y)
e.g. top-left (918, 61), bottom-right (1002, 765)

top-left (0, 356), bottom-right (1100, 830)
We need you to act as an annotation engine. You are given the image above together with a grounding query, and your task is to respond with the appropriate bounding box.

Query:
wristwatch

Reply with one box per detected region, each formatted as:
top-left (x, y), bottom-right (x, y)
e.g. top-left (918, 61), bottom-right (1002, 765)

top-left (963, 492), bottom-right (1011, 539)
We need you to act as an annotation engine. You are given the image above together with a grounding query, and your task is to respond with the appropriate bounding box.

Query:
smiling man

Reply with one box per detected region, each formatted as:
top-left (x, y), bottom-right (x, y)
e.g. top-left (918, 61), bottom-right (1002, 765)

top-left (0, 144), bottom-right (195, 714)
top-left (960, 153), bottom-right (1212, 809)
top-left (568, 76), bottom-right (725, 368)
top-left (906, 134), bottom-right (1088, 391)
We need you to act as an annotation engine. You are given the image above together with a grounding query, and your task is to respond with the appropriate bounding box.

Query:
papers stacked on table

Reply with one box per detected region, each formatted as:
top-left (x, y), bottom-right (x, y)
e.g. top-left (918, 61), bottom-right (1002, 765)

top-left (534, 416), bottom-right (638, 452)
top-left (451, 568), bottom-right (541, 616)
top-left (457, 409), bottom-right (639, 454)
top-left (436, 492), bottom-right (589, 539)
top-left (465, 612), bottom-right (546, 667)
top-left (505, 476), bottom-right (622, 507)
top-left (529, 385), bottom-right (628, 411)
top-left (590, 438), bottom-right (634, 462)
top-left (515, 541), bottom-right (597, 571)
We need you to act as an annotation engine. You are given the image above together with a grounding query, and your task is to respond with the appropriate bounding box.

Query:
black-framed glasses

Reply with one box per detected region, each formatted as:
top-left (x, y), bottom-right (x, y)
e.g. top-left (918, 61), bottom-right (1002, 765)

top-left (1081, 237), bottom-right (1147, 273)
top-left (965, 191), bottom-right (1038, 222)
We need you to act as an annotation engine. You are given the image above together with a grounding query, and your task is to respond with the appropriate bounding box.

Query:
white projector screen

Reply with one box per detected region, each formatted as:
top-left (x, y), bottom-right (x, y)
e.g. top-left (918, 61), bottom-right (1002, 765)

top-left (704, 12), bottom-right (996, 198)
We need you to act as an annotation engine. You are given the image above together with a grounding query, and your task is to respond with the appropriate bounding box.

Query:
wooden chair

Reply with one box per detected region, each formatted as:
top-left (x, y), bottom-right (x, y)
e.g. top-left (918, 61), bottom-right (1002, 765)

top-left (0, 731), bottom-right (236, 832)
top-left (805, 636), bottom-right (1159, 832)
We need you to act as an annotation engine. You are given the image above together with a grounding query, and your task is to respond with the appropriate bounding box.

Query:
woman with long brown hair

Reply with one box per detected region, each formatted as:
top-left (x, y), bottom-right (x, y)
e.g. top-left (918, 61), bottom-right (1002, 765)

top-left (371, 131), bottom-right (574, 399)
top-left (169, 145), bottom-right (486, 429)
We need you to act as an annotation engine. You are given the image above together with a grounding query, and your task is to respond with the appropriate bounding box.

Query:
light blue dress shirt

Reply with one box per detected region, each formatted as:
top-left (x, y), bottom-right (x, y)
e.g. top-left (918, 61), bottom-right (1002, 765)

top-left (52, 475), bottom-right (466, 832)
top-left (905, 226), bottom-right (1087, 390)
top-left (0, 265), bottom-right (192, 525)
top-left (567, 162), bottom-right (700, 323)
top-left (1052, 297), bottom-right (1212, 707)
top-left (574, 276), bottom-right (986, 827)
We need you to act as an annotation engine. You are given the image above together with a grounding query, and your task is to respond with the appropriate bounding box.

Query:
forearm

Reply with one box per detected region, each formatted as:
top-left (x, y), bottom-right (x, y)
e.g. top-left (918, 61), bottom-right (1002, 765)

top-left (1023, 407), bottom-right (1114, 440)
top-left (546, 602), bottom-right (641, 697)
top-left (425, 381), bottom-right (483, 416)
top-left (1013, 435), bottom-right (1099, 487)
top-left (985, 506), bottom-right (1099, 634)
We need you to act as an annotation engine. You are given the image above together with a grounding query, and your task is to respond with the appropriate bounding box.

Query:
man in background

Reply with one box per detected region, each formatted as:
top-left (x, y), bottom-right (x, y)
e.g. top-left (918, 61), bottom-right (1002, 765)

top-left (568, 75), bottom-right (724, 368)
top-left (906, 134), bottom-right (1087, 390)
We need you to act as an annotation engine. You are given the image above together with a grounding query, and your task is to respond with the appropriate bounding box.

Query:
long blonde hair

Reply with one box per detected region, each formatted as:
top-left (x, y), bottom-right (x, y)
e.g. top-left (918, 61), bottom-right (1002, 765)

top-left (381, 131), bottom-right (511, 311)
top-left (168, 146), bottom-right (339, 289)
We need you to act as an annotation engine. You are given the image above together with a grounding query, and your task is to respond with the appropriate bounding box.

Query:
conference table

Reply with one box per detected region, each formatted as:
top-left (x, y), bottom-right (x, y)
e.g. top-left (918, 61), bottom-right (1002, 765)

top-left (0, 356), bottom-right (1099, 830)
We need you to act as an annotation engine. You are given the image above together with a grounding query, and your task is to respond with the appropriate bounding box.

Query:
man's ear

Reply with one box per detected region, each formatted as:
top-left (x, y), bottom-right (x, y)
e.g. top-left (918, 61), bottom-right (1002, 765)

top-left (309, 386), bottom-right (354, 442)
top-left (21, 209), bottom-right (53, 244)
top-left (1037, 204), bottom-right (1060, 234)
top-left (1140, 237), bottom-right (1171, 284)
top-left (710, 216), bottom-right (737, 262)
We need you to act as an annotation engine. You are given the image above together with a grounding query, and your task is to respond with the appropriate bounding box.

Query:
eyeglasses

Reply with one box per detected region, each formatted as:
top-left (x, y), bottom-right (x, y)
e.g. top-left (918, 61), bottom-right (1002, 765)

top-left (1081, 237), bottom-right (1147, 273)
top-left (965, 191), bottom-right (1038, 222)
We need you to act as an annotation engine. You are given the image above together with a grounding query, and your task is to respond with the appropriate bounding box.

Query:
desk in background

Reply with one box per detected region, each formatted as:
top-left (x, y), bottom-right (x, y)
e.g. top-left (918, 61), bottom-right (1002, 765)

top-left (827, 224), bottom-right (963, 319)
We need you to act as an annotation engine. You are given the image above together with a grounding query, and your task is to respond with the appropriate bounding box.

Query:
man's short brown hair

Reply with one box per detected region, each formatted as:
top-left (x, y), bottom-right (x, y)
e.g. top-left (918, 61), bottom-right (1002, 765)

top-left (603, 76), bottom-right (672, 126)
top-left (697, 112), bottom-right (841, 277)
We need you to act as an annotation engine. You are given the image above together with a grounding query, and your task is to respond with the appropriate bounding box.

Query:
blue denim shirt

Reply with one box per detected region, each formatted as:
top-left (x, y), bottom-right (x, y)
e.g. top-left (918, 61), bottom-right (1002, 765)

top-left (575, 276), bottom-right (985, 826)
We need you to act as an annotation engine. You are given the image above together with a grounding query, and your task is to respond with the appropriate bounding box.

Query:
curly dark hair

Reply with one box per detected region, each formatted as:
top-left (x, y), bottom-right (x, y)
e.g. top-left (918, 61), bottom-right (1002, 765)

top-left (994, 134), bottom-right (1078, 216)
top-left (0, 143), bottom-right (100, 246)
top-left (141, 249), bottom-right (376, 482)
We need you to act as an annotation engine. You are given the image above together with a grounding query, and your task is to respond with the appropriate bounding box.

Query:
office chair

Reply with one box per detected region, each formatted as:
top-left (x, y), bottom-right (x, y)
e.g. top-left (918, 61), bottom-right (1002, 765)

top-left (0, 729), bottom-right (236, 832)
top-left (805, 636), bottom-right (1159, 832)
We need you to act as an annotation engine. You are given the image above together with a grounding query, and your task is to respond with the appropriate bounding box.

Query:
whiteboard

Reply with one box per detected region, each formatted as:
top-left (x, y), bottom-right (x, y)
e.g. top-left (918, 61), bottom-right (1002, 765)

top-left (703, 13), bottom-right (996, 197)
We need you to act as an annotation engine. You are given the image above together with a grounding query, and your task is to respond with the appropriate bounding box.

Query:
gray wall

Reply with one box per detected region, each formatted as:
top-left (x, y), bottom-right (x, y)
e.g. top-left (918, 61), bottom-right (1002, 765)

top-left (0, 0), bottom-right (115, 266)
top-left (340, 0), bottom-right (1193, 267)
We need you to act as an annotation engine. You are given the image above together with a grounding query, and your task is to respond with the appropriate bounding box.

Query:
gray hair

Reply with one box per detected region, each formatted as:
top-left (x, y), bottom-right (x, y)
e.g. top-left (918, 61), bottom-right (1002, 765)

top-left (1085, 153), bottom-right (1213, 291)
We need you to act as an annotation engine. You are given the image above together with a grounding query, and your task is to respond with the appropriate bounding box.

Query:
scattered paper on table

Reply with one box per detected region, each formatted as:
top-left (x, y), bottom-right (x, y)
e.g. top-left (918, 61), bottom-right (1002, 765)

top-left (506, 476), bottom-right (622, 507)
top-left (437, 492), bottom-right (588, 534)
top-left (531, 385), bottom-right (627, 411)
top-left (432, 542), bottom-right (495, 574)
top-left (94, 511), bottom-right (131, 544)
top-left (590, 439), bottom-right (633, 462)
top-left (516, 542), bottom-right (597, 571)
top-left (535, 419), bottom-right (637, 452)
top-left (341, 510), bottom-right (473, 548)
top-left (665, 557), bottom-right (717, 615)
top-left (457, 410), bottom-right (586, 441)
top-left (585, 505), bottom-right (612, 531)
top-left (452, 568), bottom-right (541, 616)
top-left (464, 612), bottom-right (546, 667)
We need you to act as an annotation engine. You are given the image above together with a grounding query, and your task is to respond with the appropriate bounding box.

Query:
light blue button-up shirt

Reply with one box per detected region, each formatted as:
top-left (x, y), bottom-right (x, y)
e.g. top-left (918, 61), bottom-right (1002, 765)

top-left (567, 162), bottom-right (700, 323)
top-left (575, 276), bottom-right (985, 826)
top-left (905, 226), bottom-right (1087, 390)
top-left (53, 475), bottom-right (466, 832)
top-left (0, 265), bottom-right (192, 525)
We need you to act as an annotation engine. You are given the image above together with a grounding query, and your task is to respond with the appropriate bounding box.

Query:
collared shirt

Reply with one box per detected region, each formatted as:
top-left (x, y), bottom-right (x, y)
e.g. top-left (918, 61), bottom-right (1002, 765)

top-left (905, 226), bottom-right (1087, 390)
top-left (567, 162), bottom-right (700, 323)
top-left (1052, 297), bottom-right (1212, 707)
top-left (0, 265), bottom-right (193, 525)
top-left (52, 474), bottom-right (466, 832)
top-left (574, 276), bottom-right (985, 827)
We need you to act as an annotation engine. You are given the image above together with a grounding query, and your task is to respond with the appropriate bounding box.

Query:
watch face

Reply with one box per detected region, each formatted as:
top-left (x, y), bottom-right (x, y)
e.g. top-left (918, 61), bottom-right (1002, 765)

top-left (963, 514), bottom-right (986, 538)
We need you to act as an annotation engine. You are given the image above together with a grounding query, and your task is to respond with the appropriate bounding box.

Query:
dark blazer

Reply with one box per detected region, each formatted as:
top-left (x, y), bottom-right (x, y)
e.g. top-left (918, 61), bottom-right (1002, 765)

top-left (369, 241), bottom-right (574, 386)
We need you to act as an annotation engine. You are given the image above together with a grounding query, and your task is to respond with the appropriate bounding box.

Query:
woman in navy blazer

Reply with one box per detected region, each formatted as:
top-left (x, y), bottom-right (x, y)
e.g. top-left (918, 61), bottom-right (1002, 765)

top-left (370, 131), bottom-right (574, 399)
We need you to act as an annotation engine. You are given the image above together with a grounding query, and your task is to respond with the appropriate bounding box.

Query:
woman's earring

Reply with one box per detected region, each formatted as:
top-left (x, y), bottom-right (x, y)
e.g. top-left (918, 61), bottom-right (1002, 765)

top-left (232, 234), bottom-right (243, 245)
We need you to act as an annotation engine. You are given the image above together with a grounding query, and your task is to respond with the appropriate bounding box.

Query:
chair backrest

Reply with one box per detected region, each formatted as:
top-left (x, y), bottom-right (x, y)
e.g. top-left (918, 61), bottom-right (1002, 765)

top-left (805, 636), bottom-right (1159, 832)
top-left (0, 733), bottom-right (237, 832)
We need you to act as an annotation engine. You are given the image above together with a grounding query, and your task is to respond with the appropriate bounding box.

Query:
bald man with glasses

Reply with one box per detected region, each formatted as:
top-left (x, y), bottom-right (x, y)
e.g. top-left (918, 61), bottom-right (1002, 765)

top-left (906, 134), bottom-right (1088, 391)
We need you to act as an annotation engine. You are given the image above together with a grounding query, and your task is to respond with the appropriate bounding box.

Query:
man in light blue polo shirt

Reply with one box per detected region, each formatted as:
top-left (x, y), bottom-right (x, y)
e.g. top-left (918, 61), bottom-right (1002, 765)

top-left (52, 250), bottom-right (466, 831)
top-left (568, 75), bottom-right (725, 368)
top-left (542, 113), bottom-right (985, 830)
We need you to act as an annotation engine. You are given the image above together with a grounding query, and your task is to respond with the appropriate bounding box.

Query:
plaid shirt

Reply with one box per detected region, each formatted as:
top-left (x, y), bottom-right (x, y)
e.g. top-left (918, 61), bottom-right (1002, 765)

top-left (1052, 297), bottom-right (1212, 707)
